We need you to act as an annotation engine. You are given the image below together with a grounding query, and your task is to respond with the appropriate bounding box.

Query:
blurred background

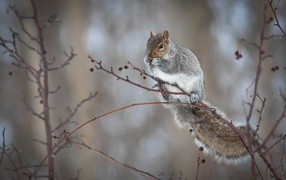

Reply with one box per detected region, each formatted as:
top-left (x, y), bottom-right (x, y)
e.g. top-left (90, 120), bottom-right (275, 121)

top-left (0, 0), bottom-right (285, 179)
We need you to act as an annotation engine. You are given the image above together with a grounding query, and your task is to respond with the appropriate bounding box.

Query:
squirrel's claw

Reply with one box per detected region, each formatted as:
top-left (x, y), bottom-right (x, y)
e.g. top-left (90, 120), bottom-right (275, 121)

top-left (152, 83), bottom-right (159, 88)
top-left (190, 93), bottom-right (200, 103)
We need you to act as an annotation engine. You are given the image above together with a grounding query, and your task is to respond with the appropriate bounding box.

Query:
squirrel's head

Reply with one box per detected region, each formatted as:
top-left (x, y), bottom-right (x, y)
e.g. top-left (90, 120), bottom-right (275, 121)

top-left (146, 30), bottom-right (169, 59)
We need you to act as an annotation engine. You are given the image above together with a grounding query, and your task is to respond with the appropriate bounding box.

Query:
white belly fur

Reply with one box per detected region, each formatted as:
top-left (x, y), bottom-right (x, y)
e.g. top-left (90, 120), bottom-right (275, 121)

top-left (152, 67), bottom-right (196, 102)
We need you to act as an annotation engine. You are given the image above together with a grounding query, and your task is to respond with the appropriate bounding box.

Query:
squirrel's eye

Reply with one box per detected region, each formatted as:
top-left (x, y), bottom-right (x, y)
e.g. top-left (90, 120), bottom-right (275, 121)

top-left (158, 43), bottom-right (164, 50)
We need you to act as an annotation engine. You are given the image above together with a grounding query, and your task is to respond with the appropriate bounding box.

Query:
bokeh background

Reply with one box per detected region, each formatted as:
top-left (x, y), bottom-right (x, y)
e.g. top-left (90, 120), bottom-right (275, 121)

top-left (0, 0), bottom-right (286, 179)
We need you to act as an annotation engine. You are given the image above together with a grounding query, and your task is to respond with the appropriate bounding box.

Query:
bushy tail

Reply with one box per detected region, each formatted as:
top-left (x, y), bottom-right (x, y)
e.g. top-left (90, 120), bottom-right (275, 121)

top-left (171, 102), bottom-right (260, 165)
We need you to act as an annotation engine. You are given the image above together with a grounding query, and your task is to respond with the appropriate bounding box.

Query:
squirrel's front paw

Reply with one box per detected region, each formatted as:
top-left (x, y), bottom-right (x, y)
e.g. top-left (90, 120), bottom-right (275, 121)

top-left (151, 58), bottom-right (161, 65)
top-left (190, 92), bottom-right (200, 103)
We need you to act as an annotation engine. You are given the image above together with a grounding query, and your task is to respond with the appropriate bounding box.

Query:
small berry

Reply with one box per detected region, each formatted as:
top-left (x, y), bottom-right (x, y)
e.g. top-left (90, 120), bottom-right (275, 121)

top-left (201, 159), bottom-right (206, 163)
top-left (271, 67), bottom-right (276, 72)
top-left (40, 100), bottom-right (43, 104)
top-left (275, 66), bottom-right (279, 70)
top-left (90, 68), bottom-right (94, 72)
top-left (199, 147), bottom-right (204, 151)
top-left (118, 67), bottom-right (123, 71)
top-left (8, 71), bottom-right (12, 76)
top-left (143, 76), bottom-right (146, 79)
top-left (91, 59), bottom-right (95, 63)
top-left (239, 54), bottom-right (242, 58)
top-left (124, 65), bottom-right (128, 69)
top-left (235, 50), bottom-right (239, 56)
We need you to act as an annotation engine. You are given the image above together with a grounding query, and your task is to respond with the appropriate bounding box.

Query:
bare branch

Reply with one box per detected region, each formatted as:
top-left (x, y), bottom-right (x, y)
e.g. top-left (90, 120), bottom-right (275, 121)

top-left (48, 47), bottom-right (76, 71)
top-left (0, 128), bottom-right (23, 179)
top-left (255, 94), bottom-right (266, 133)
top-left (23, 98), bottom-right (45, 120)
top-left (49, 85), bottom-right (61, 94)
top-left (53, 92), bottom-right (98, 132)
top-left (89, 56), bottom-right (186, 96)
top-left (259, 153), bottom-right (281, 180)
top-left (70, 139), bottom-right (161, 180)
top-left (9, 5), bottom-right (39, 43)
top-left (0, 128), bottom-right (6, 163)
top-left (257, 108), bottom-right (286, 152)
top-left (41, 14), bottom-right (60, 31)
top-left (9, 27), bottom-right (41, 55)
top-left (267, 0), bottom-right (286, 36)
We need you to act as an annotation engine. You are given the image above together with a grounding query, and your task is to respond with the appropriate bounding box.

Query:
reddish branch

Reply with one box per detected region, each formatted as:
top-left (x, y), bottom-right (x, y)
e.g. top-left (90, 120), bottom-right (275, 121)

top-left (0, 0), bottom-right (86, 179)
top-left (29, 0), bottom-right (55, 179)
top-left (33, 101), bottom-right (180, 177)
top-left (0, 128), bottom-right (23, 179)
top-left (70, 140), bottom-right (161, 180)
top-left (267, 0), bottom-right (286, 36)
top-left (52, 92), bottom-right (98, 133)
top-left (237, 4), bottom-right (285, 178)
top-left (88, 55), bottom-right (186, 96)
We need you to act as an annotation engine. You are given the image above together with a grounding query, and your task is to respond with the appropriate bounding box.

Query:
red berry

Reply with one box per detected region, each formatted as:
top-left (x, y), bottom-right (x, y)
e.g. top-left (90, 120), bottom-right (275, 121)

top-left (201, 159), bottom-right (206, 163)
top-left (8, 71), bottom-right (12, 76)
top-left (118, 67), bottom-right (123, 71)
top-left (143, 76), bottom-right (146, 79)
top-left (90, 68), bottom-right (94, 72)
top-left (275, 66), bottom-right (279, 70)
top-left (91, 59), bottom-right (95, 63)
top-left (40, 100), bottom-right (43, 104)
top-left (124, 65), bottom-right (128, 69)
top-left (235, 51), bottom-right (239, 56)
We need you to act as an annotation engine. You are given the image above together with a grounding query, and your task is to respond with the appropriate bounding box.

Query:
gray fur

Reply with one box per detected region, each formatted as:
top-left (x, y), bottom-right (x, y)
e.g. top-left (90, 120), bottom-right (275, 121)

top-left (144, 38), bottom-right (205, 104)
top-left (144, 31), bottom-right (260, 165)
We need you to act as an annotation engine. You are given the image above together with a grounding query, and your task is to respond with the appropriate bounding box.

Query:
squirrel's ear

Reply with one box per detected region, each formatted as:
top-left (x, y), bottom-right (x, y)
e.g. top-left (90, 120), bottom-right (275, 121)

top-left (163, 30), bottom-right (169, 39)
top-left (150, 31), bottom-right (155, 37)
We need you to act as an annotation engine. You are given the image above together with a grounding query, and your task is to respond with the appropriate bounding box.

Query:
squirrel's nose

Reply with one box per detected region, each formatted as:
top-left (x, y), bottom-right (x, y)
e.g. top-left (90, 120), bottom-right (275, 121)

top-left (152, 52), bottom-right (158, 58)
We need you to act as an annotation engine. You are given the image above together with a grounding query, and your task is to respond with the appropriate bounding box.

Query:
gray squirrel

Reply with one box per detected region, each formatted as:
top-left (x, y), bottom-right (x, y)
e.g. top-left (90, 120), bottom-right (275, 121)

top-left (144, 30), bottom-right (260, 164)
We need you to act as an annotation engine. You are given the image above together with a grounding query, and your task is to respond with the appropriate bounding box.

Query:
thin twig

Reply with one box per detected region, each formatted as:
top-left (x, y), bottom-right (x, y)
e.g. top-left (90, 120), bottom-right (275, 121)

top-left (0, 128), bottom-right (6, 163)
top-left (53, 92), bottom-right (98, 132)
top-left (195, 156), bottom-right (201, 180)
top-left (257, 109), bottom-right (286, 152)
top-left (48, 47), bottom-right (76, 71)
top-left (255, 94), bottom-right (266, 133)
top-left (23, 97), bottom-right (45, 120)
top-left (70, 140), bottom-right (161, 180)
top-left (267, 0), bottom-right (286, 36)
